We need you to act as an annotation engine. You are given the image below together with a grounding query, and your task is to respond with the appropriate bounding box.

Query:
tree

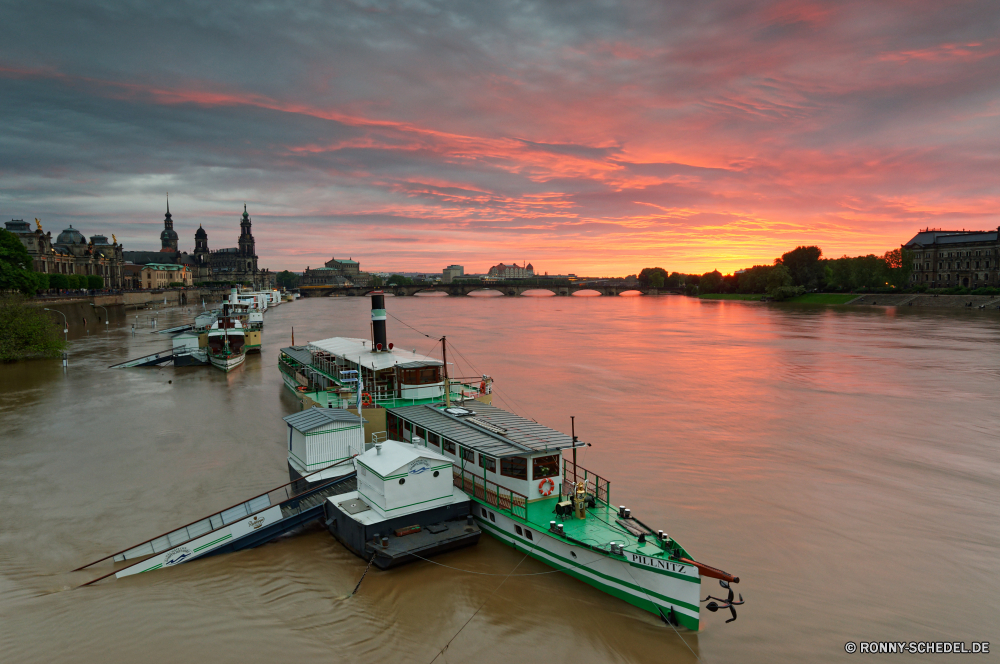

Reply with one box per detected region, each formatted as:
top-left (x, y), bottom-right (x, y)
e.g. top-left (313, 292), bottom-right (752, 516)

top-left (850, 255), bottom-right (887, 289)
top-left (638, 267), bottom-right (669, 289)
top-left (766, 263), bottom-right (793, 291)
top-left (67, 274), bottom-right (84, 289)
top-left (0, 295), bottom-right (66, 361)
top-left (387, 274), bottom-right (413, 286)
top-left (49, 274), bottom-right (68, 290)
top-left (276, 270), bottom-right (300, 288)
top-left (0, 229), bottom-right (38, 295)
top-left (883, 248), bottom-right (913, 289)
top-left (34, 273), bottom-right (49, 291)
top-left (87, 275), bottom-right (104, 289)
top-left (699, 270), bottom-right (723, 294)
top-left (779, 246), bottom-right (825, 289)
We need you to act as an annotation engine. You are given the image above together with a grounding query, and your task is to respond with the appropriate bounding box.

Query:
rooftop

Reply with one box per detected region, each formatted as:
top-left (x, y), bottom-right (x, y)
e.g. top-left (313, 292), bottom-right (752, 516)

top-left (904, 229), bottom-right (1000, 246)
top-left (388, 402), bottom-right (586, 458)
top-left (308, 337), bottom-right (443, 372)
top-left (355, 439), bottom-right (450, 476)
top-left (283, 407), bottom-right (367, 433)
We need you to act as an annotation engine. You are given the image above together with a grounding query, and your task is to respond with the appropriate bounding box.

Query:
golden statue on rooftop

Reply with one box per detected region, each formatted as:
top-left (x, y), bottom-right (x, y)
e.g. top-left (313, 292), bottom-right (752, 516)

top-left (35, 218), bottom-right (42, 231)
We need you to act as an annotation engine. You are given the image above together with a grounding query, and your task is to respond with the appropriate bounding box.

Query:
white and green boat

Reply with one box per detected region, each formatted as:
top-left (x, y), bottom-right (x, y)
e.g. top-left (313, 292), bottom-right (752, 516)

top-left (383, 402), bottom-right (739, 630)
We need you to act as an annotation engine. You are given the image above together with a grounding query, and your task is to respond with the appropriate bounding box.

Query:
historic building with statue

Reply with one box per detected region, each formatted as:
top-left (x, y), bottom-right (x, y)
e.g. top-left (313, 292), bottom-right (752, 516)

top-left (4, 218), bottom-right (126, 288)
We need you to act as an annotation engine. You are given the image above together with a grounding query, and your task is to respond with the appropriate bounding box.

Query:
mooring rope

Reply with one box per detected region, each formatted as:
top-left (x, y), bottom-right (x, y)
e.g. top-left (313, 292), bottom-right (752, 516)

top-left (427, 551), bottom-right (531, 664)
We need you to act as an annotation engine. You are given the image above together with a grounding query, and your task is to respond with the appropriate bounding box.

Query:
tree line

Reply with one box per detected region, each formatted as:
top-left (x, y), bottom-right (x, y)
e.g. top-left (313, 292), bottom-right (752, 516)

top-left (638, 246), bottom-right (915, 298)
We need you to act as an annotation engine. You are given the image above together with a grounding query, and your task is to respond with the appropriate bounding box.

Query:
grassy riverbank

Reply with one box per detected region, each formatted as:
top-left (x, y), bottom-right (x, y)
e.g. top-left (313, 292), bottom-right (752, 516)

top-left (700, 293), bottom-right (857, 304)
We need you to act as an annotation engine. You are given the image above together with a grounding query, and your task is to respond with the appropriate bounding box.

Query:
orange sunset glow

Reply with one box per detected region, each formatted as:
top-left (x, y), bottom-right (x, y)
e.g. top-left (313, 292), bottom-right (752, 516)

top-left (2, 2), bottom-right (999, 274)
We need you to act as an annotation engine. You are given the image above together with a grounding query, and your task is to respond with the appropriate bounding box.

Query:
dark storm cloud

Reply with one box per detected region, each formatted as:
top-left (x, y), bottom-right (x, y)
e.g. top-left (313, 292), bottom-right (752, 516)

top-left (1, 0), bottom-right (999, 274)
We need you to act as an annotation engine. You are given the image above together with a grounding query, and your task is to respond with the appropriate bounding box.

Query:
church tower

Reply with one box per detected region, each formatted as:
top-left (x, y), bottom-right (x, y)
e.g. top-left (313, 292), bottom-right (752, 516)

top-left (238, 203), bottom-right (256, 258)
top-left (160, 195), bottom-right (178, 252)
top-left (194, 224), bottom-right (209, 265)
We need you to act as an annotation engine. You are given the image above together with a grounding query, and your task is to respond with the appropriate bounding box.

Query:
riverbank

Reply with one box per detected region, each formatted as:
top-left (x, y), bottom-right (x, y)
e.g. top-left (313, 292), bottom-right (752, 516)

top-left (699, 292), bottom-right (1000, 308)
top-left (28, 288), bottom-right (228, 331)
top-left (699, 293), bottom-right (856, 304)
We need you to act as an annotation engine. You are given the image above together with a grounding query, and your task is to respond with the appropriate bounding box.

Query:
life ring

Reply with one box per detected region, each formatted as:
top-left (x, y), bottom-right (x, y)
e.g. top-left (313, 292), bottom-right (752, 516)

top-left (362, 392), bottom-right (373, 407)
top-left (538, 478), bottom-right (555, 496)
top-left (479, 381), bottom-right (486, 393)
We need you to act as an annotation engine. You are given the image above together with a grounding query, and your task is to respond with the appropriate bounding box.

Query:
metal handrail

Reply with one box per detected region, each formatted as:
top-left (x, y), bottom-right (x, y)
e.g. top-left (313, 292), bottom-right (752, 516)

top-left (73, 458), bottom-right (356, 571)
top-left (453, 468), bottom-right (528, 520)
top-left (563, 459), bottom-right (611, 506)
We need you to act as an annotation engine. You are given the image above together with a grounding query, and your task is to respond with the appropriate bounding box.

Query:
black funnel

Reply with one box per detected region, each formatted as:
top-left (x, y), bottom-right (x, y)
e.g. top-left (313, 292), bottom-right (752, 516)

top-left (371, 292), bottom-right (387, 351)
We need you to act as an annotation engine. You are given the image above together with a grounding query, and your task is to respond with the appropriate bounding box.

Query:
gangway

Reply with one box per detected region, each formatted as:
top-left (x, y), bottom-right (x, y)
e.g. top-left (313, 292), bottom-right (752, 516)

top-left (157, 323), bottom-right (194, 335)
top-left (109, 348), bottom-right (177, 368)
top-left (75, 463), bottom-right (357, 584)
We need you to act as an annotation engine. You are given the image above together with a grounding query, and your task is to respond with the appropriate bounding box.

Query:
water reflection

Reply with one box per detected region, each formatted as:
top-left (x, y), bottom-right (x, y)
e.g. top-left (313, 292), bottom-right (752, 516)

top-left (1, 296), bottom-right (998, 663)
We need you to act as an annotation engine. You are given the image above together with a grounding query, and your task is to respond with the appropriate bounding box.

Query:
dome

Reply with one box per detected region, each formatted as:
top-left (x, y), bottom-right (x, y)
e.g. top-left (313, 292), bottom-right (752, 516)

top-left (195, 224), bottom-right (207, 239)
top-left (160, 227), bottom-right (179, 241)
top-left (56, 225), bottom-right (86, 245)
top-left (90, 234), bottom-right (110, 245)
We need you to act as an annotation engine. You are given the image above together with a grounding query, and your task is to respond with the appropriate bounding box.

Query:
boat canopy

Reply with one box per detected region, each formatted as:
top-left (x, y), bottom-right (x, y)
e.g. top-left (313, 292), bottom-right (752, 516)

top-left (308, 337), bottom-right (444, 372)
top-left (388, 402), bottom-right (587, 459)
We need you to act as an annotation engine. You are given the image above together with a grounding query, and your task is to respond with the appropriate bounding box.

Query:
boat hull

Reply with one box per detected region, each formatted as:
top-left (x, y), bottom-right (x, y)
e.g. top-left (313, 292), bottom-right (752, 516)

top-left (209, 352), bottom-right (246, 372)
top-left (472, 502), bottom-right (702, 630)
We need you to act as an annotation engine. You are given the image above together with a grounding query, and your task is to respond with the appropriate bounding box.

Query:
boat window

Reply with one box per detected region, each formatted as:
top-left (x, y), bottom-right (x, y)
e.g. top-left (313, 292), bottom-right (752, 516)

top-left (481, 507), bottom-right (488, 518)
top-left (403, 421), bottom-right (412, 432)
top-left (427, 433), bottom-right (440, 446)
top-left (515, 525), bottom-right (523, 536)
top-left (489, 512), bottom-right (495, 523)
top-left (478, 454), bottom-right (496, 473)
top-left (443, 440), bottom-right (456, 454)
top-left (501, 457), bottom-right (527, 480)
top-left (524, 530), bottom-right (533, 541)
top-left (419, 367), bottom-right (439, 384)
top-left (387, 414), bottom-right (400, 439)
top-left (460, 447), bottom-right (475, 463)
top-left (415, 426), bottom-right (426, 439)
top-left (532, 455), bottom-right (560, 479)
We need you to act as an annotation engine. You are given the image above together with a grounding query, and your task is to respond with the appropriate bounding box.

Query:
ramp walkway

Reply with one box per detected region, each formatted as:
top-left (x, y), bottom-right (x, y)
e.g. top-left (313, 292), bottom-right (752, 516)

top-left (75, 463), bottom-right (356, 584)
top-left (157, 324), bottom-right (194, 335)
top-left (109, 348), bottom-right (178, 368)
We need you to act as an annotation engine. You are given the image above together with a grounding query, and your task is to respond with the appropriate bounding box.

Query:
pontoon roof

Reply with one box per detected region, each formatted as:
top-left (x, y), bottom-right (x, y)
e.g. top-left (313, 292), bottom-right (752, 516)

top-left (307, 337), bottom-right (443, 372)
top-left (388, 402), bottom-right (586, 458)
top-left (283, 407), bottom-right (367, 433)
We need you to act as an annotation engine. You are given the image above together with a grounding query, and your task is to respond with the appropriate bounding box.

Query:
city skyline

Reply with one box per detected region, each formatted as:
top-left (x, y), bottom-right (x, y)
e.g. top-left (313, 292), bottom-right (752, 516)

top-left (2, 1), bottom-right (999, 275)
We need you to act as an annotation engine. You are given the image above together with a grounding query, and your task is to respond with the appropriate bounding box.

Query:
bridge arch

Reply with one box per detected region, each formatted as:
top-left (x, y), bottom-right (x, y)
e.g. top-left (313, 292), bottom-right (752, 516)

top-left (571, 289), bottom-right (603, 297)
top-left (467, 288), bottom-right (504, 297)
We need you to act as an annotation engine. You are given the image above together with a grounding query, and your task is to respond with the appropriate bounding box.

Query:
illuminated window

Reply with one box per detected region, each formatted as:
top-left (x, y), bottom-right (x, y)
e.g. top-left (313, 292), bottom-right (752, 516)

top-left (532, 455), bottom-right (560, 479)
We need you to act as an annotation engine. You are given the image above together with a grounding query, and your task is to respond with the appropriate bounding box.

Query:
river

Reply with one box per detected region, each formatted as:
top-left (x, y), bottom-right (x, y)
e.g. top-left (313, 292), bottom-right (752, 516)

top-left (1, 295), bottom-right (998, 662)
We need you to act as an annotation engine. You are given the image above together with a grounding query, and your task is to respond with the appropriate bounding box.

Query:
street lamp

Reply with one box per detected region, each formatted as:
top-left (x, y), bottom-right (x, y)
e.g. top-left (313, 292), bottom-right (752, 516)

top-left (91, 303), bottom-right (110, 331)
top-left (43, 308), bottom-right (68, 342)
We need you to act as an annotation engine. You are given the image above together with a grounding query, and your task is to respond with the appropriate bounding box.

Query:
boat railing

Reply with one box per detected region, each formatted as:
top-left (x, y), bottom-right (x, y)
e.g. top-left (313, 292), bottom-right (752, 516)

top-left (562, 459), bottom-right (611, 506)
top-left (453, 467), bottom-right (528, 520)
top-left (371, 431), bottom-right (388, 445)
top-left (74, 459), bottom-right (356, 572)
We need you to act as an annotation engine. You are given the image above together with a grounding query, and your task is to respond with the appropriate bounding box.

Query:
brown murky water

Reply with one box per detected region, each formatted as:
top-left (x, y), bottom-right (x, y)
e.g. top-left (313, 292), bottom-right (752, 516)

top-left (2, 295), bottom-right (999, 663)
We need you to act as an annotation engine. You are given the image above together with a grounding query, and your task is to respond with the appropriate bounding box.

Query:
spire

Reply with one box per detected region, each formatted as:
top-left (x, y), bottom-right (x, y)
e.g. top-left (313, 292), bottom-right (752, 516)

top-left (166, 192), bottom-right (170, 215)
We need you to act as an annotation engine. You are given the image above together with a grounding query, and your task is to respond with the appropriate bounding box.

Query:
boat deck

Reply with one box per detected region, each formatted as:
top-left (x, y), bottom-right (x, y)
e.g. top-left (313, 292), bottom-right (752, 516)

top-left (499, 495), bottom-right (690, 561)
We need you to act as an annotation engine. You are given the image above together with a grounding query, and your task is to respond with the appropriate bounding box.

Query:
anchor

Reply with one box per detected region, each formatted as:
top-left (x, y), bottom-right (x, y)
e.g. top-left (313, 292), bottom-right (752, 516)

top-left (702, 579), bottom-right (745, 623)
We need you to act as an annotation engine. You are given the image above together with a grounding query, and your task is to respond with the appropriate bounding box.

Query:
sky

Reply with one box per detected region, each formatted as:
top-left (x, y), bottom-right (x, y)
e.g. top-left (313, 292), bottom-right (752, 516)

top-left (1, 0), bottom-right (999, 276)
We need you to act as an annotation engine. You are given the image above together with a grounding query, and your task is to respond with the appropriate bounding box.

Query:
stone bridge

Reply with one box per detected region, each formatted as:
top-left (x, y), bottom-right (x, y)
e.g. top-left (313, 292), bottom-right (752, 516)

top-left (299, 282), bottom-right (658, 297)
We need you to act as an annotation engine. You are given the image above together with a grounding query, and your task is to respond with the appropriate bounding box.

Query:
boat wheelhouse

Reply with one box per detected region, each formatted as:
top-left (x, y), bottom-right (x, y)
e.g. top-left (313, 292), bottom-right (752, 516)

top-left (384, 401), bottom-right (738, 631)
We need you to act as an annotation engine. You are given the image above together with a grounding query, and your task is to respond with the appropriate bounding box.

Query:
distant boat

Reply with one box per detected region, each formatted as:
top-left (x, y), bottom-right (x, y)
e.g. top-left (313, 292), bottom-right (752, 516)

top-left (207, 316), bottom-right (245, 372)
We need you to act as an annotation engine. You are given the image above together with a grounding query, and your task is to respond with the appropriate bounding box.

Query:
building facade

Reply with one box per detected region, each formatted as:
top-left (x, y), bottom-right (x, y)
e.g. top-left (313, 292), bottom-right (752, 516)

top-left (485, 262), bottom-right (534, 280)
top-left (903, 229), bottom-right (1000, 288)
top-left (301, 257), bottom-right (372, 287)
top-left (442, 265), bottom-right (464, 283)
top-left (140, 263), bottom-right (193, 289)
top-left (5, 219), bottom-right (126, 289)
top-left (124, 203), bottom-right (274, 288)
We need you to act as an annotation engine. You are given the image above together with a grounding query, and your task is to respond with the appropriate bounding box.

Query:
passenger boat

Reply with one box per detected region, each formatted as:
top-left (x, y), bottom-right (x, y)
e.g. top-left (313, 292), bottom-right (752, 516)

top-left (278, 292), bottom-right (741, 630)
top-left (218, 288), bottom-right (264, 353)
top-left (207, 316), bottom-right (246, 372)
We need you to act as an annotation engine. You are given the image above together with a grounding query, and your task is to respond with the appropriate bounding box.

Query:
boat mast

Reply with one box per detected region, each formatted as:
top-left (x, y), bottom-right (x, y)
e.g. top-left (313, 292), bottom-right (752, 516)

top-left (441, 336), bottom-right (450, 407)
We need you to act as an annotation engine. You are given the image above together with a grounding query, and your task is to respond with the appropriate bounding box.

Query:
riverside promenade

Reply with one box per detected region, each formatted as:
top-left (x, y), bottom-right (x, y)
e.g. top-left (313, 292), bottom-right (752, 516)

top-left (847, 293), bottom-right (1000, 309)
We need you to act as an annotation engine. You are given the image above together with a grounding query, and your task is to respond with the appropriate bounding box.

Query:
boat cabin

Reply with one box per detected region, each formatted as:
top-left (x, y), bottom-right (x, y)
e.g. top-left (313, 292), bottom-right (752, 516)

top-left (355, 440), bottom-right (456, 519)
top-left (386, 402), bottom-right (587, 502)
top-left (283, 407), bottom-right (367, 486)
top-left (280, 338), bottom-right (445, 406)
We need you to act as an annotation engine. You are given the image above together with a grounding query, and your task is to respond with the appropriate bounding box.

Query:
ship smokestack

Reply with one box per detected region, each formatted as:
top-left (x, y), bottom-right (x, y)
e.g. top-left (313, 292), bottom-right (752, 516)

top-left (371, 292), bottom-right (388, 351)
